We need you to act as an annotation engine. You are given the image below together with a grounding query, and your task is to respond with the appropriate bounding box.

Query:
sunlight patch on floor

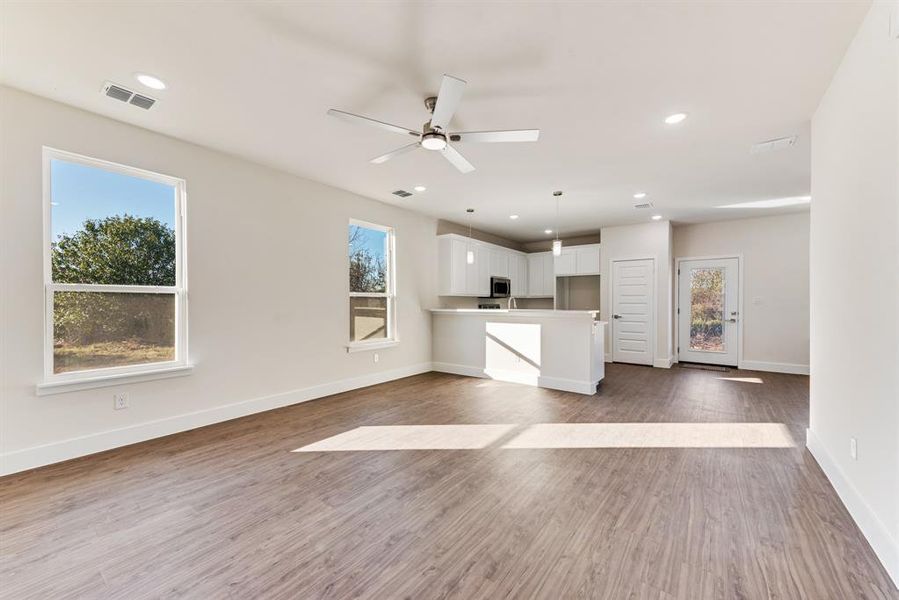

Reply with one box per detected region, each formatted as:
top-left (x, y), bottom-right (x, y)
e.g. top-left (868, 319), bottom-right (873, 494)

top-left (293, 422), bottom-right (796, 452)
top-left (501, 422), bottom-right (795, 448)
top-left (292, 424), bottom-right (516, 452)
top-left (717, 376), bottom-right (764, 384)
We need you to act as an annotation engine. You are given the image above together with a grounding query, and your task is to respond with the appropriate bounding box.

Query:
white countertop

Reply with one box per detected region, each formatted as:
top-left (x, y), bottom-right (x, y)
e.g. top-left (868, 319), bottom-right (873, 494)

top-left (431, 308), bottom-right (602, 320)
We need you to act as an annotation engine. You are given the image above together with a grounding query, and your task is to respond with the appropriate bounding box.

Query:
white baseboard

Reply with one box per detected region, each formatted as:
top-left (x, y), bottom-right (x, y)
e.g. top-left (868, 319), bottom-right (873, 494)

top-left (432, 362), bottom-right (597, 395)
top-left (806, 428), bottom-right (899, 588)
top-left (0, 362), bottom-right (433, 476)
top-left (653, 355), bottom-right (674, 369)
top-left (740, 360), bottom-right (810, 375)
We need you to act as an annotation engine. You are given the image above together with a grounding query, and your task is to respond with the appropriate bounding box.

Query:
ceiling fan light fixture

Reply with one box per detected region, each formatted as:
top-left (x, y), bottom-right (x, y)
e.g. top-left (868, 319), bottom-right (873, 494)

top-left (421, 132), bottom-right (447, 151)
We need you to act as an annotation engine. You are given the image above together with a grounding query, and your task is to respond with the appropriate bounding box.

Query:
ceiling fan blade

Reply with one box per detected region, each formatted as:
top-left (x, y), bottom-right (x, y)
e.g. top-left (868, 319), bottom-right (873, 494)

top-left (441, 144), bottom-right (475, 173)
top-left (429, 75), bottom-right (466, 131)
top-left (370, 143), bottom-right (420, 164)
top-left (450, 129), bottom-right (540, 143)
top-left (327, 109), bottom-right (419, 137)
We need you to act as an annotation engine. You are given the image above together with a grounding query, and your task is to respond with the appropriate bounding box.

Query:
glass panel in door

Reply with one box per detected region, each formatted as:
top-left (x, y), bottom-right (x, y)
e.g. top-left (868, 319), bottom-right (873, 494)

top-left (689, 267), bottom-right (725, 352)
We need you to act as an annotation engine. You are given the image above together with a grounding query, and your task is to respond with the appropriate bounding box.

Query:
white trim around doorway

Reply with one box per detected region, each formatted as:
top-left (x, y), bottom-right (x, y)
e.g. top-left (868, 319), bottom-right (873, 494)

top-left (674, 255), bottom-right (744, 369)
top-left (609, 256), bottom-right (656, 367)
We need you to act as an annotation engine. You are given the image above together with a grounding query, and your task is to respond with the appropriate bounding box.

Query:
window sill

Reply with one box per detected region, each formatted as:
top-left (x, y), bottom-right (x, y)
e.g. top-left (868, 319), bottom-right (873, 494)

top-left (36, 364), bottom-right (194, 396)
top-left (346, 340), bottom-right (399, 353)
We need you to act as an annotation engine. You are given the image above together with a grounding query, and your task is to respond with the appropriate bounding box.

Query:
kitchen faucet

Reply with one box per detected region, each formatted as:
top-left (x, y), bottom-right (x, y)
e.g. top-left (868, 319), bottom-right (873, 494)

top-left (508, 296), bottom-right (517, 309)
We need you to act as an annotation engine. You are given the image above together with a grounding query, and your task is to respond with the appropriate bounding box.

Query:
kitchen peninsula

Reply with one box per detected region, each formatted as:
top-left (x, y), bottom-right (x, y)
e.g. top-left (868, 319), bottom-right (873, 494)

top-left (431, 309), bottom-right (605, 395)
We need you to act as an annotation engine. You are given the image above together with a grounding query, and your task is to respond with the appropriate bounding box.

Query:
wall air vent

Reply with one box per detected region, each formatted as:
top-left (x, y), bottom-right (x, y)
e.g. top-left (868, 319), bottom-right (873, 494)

top-left (634, 202), bottom-right (654, 210)
top-left (750, 135), bottom-right (797, 154)
top-left (392, 190), bottom-right (412, 198)
top-left (102, 81), bottom-right (157, 110)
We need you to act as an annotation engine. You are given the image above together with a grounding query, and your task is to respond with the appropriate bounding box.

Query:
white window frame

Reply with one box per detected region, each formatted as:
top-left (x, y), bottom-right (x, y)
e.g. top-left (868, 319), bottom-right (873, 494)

top-left (38, 147), bottom-right (190, 394)
top-left (347, 219), bottom-right (397, 352)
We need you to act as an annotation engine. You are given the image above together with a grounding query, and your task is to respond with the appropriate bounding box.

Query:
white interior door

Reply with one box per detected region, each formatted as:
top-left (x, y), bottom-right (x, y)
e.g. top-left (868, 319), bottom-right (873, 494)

top-left (612, 259), bottom-right (653, 365)
top-left (678, 258), bottom-right (739, 366)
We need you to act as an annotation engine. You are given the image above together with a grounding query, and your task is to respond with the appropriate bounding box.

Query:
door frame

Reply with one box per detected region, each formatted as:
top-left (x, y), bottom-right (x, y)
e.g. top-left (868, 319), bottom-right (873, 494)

top-left (609, 256), bottom-right (656, 366)
top-left (674, 255), bottom-right (744, 368)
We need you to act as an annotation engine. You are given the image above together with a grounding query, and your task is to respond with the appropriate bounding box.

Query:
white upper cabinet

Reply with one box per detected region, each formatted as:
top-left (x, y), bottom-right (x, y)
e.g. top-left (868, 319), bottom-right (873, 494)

top-left (554, 244), bottom-right (601, 276)
top-left (554, 249), bottom-right (577, 276)
top-left (509, 253), bottom-right (528, 298)
top-left (438, 234), bottom-right (522, 297)
top-left (527, 251), bottom-right (554, 297)
top-left (438, 236), bottom-right (598, 297)
top-left (476, 244), bottom-right (491, 296)
top-left (489, 248), bottom-right (509, 278)
top-left (575, 244), bottom-right (601, 274)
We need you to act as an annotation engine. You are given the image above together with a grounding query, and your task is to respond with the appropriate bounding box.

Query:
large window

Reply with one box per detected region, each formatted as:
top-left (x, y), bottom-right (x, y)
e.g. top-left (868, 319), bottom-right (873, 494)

top-left (348, 220), bottom-right (395, 348)
top-left (43, 148), bottom-right (187, 384)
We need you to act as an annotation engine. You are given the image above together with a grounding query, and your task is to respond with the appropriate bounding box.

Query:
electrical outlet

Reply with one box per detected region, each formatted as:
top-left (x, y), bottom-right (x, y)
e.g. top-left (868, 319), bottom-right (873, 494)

top-left (850, 437), bottom-right (857, 460)
top-left (373, 353), bottom-right (379, 364)
top-left (113, 393), bottom-right (128, 410)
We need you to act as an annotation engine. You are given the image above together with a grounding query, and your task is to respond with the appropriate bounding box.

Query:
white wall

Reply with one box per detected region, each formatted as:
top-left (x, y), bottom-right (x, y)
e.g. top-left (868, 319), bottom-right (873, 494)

top-left (673, 212), bottom-right (810, 373)
top-left (808, 1), bottom-right (898, 585)
top-left (600, 220), bottom-right (673, 367)
top-left (0, 87), bottom-right (439, 474)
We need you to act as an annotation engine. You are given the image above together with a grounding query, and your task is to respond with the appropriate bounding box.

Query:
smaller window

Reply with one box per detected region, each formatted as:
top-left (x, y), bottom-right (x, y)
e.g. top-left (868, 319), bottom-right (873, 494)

top-left (348, 220), bottom-right (395, 346)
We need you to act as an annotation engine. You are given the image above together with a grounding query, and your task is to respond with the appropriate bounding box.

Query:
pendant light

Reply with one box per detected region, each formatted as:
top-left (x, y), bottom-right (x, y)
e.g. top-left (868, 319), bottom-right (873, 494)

top-left (466, 208), bottom-right (475, 264)
top-left (552, 191), bottom-right (563, 256)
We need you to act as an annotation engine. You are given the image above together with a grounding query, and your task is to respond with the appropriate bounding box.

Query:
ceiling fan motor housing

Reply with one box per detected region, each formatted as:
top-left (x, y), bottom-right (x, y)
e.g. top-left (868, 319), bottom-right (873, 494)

top-left (421, 131), bottom-right (447, 150)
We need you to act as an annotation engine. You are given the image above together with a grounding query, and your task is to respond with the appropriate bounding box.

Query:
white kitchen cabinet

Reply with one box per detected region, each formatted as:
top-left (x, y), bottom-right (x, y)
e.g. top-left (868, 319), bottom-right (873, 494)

top-left (542, 252), bottom-right (554, 293)
top-left (553, 244), bottom-right (601, 276)
top-left (509, 253), bottom-right (528, 298)
top-left (574, 244), bottom-right (601, 274)
top-left (554, 248), bottom-right (577, 276)
top-left (439, 236), bottom-right (486, 296)
top-left (527, 251), bottom-right (554, 297)
top-left (476, 244), bottom-right (490, 296)
top-left (438, 234), bottom-right (525, 297)
top-left (489, 248), bottom-right (509, 278)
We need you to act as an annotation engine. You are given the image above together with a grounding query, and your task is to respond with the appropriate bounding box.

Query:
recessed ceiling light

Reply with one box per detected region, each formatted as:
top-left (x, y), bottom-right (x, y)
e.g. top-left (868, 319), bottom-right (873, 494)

top-left (651, 215), bottom-right (663, 220)
top-left (664, 112), bottom-right (687, 125)
top-left (544, 229), bottom-right (553, 234)
top-left (135, 73), bottom-right (166, 90)
top-left (718, 196), bottom-right (811, 209)
top-left (633, 192), bottom-right (647, 199)
top-left (509, 214), bottom-right (519, 220)
top-left (413, 185), bottom-right (426, 192)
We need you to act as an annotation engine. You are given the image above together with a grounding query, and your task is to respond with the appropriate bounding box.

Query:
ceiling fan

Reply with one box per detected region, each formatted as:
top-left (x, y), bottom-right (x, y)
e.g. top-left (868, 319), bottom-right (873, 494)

top-left (327, 74), bottom-right (540, 174)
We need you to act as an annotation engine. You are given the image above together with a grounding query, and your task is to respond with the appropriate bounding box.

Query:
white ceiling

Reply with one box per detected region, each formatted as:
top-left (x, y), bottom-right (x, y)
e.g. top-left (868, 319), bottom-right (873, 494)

top-left (1, 1), bottom-right (868, 241)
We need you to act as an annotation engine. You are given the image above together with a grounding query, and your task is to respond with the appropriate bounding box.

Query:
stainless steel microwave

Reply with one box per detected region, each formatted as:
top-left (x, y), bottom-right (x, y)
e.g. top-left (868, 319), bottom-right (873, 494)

top-left (490, 276), bottom-right (511, 298)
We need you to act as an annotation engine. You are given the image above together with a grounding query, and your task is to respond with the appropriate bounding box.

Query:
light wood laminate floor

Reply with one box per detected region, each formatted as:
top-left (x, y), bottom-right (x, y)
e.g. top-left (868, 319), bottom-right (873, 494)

top-left (1, 364), bottom-right (896, 599)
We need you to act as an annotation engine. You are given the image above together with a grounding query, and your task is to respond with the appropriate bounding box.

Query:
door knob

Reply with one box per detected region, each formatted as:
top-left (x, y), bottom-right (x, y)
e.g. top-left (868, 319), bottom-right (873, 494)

top-left (728, 318), bottom-right (737, 323)
top-left (613, 314), bottom-right (622, 319)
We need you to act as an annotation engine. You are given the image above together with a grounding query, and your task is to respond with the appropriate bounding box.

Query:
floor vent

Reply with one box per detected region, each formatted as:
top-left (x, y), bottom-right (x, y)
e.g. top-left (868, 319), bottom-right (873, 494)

top-left (679, 363), bottom-right (729, 372)
top-left (102, 81), bottom-right (157, 110)
top-left (392, 190), bottom-right (412, 198)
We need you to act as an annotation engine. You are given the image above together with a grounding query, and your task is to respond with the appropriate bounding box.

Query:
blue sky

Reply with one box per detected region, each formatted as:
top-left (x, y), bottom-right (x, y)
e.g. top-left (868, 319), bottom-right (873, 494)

top-left (51, 159), bottom-right (176, 240)
top-left (349, 224), bottom-right (387, 259)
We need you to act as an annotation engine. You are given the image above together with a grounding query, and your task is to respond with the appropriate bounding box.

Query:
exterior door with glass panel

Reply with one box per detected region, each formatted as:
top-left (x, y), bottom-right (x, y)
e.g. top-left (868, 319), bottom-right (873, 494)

top-left (678, 258), bottom-right (739, 366)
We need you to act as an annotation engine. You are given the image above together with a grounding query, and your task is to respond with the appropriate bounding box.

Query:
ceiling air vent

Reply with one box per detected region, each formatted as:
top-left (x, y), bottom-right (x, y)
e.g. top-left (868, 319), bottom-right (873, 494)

top-left (392, 190), bottom-right (412, 198)
top-left (634, 202), bottom-right (654, 210)
top-left (102, 81), bottom-right (157, 110)
top-left (750, 135), bottom-right (797, 154)
top-left (129, 94), bottom-right (156, 110)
